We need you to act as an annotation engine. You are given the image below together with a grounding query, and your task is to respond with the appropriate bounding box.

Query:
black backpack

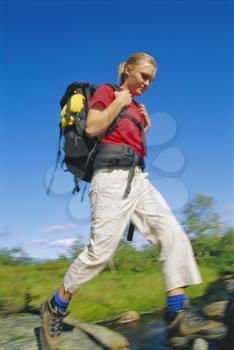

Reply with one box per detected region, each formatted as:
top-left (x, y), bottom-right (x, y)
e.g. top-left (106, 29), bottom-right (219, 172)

top-left (47, 82), bottom-right (119, 194)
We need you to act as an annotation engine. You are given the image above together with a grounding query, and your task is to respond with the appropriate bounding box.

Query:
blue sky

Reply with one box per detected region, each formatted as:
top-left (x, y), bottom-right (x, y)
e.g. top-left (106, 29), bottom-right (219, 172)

top-left (0, 0), bottom-right (233, 259)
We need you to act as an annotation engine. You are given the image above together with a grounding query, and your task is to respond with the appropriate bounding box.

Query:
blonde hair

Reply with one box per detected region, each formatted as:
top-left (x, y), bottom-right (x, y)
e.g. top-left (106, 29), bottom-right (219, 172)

top-left (118, 52), bottom-right (157, 83)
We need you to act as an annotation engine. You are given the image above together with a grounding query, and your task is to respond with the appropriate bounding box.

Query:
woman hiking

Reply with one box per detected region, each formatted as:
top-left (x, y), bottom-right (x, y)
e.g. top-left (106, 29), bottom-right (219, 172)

top-left (41, 52), bottom-right (226, 349)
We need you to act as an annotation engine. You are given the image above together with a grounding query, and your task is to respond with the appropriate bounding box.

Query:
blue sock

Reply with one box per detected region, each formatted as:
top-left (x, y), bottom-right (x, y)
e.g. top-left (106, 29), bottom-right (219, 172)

top-left (167, 294), bottom-right (187, 318)
top-left (53, 290), bottom-right (70, 311)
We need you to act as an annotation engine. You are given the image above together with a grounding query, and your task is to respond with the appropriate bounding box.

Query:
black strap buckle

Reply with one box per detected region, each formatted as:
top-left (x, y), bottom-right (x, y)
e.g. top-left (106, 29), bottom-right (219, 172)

top-left (123, 145), bottom-right (132, 156)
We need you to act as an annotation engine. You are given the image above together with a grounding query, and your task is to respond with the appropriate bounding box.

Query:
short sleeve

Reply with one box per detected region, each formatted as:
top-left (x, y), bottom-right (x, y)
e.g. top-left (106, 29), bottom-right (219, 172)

top-left (90, 84), bottom-right (114, 110)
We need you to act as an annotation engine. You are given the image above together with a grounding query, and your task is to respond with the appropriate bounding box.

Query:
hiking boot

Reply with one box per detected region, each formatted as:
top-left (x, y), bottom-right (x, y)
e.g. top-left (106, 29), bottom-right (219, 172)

top-left (40, 299), bottom-right (68, 350)
top-left (167, 309), bottom-right (227, 348)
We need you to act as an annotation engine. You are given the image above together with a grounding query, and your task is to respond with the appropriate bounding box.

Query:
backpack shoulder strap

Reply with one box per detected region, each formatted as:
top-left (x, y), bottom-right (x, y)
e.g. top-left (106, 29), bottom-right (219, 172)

top-left (102, 83), bottom-right (120, 91)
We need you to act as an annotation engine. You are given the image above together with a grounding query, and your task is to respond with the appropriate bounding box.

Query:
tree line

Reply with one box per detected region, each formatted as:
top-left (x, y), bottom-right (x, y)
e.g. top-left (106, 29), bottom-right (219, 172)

top-left (1, 194), bottom-right (233, 272)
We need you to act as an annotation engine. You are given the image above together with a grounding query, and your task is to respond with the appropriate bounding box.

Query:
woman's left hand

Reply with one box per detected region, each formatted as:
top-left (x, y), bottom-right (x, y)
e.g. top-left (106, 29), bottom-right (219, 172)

top-left (139, 104), bottom-right (151, 133)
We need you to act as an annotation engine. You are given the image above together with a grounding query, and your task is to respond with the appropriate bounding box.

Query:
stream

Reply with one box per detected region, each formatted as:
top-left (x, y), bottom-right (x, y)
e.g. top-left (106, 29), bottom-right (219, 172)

top-left (101, 311), bottom-right (225, 350)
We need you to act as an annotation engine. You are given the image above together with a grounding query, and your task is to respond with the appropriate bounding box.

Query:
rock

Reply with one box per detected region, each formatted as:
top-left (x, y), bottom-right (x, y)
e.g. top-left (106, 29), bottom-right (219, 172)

top-left (0, 314), bottom-right (105, 350)
top-left (225, 294), bottom-right (234, 347)
top-left (0, 314), bottom-right (39, 349)
top-left (225, 279), bottom-right (234, 293)
top-left (60, 325), bottom-right (104, 350)
top-left (223, 273), bottom-right (234, 280)
top-left (201, 300), bottom-right (228, 319)
top-left (77, 323), bottom-right (130, 349)
top-left (192, 338), bottom-right (208, 350)
top-left (116, 311), bottom-right (140, 323)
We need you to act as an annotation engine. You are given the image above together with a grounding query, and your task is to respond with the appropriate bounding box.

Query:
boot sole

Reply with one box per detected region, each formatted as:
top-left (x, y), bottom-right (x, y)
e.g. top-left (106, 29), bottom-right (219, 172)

top-left (40, 327), bottom-right (58, 350)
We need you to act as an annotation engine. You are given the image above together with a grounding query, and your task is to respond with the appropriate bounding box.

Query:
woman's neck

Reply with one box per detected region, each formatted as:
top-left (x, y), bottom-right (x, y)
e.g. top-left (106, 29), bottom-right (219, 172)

top-left (119, 82), bottom-right (128, 90)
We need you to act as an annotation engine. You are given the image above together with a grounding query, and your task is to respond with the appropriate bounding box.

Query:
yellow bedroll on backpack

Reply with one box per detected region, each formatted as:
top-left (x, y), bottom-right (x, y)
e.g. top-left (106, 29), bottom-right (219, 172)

top-left (61, 92), bottom-right (85, 130)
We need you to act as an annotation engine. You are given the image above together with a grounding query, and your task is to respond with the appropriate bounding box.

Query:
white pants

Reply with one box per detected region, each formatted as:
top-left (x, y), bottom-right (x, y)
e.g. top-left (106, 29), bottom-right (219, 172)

top-left (64, 167), bottom-right (202, 293)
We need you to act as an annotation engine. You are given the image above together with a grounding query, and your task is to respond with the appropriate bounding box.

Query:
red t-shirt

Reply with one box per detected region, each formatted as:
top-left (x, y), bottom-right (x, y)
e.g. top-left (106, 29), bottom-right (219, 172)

top-left (90, 84), bottom-right (146, 157)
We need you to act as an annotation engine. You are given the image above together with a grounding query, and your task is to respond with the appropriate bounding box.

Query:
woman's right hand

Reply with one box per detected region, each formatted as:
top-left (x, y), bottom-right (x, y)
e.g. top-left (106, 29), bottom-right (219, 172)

top-left (114, 90), bottom-right (132, 108)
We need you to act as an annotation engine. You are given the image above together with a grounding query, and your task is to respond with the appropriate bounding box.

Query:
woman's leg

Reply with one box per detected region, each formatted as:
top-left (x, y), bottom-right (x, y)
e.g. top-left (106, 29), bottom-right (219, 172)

top-left (63, 169), bottom-right (136, 294)
top-left (41, 169), bottom-right (135, 349)
top-left (131, 174), bottom-right (202, 292)
top-left (130, 173), bottom-right (227, 341)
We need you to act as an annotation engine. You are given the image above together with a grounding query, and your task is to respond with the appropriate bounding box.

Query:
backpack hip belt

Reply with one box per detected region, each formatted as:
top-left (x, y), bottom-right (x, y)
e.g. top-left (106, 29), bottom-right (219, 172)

top-left (94, 144), bottom-right (145, 199)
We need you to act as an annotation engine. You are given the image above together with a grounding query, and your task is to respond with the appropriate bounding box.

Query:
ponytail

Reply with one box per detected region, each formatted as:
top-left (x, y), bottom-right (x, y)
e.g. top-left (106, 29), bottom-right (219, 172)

top-left (119, 61), bottom-right (127, 84)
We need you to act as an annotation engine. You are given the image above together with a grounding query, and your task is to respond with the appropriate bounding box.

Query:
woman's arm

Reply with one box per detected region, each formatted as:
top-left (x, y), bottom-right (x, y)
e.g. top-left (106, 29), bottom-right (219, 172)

top-left (85, 90), bottom-right (132, 138)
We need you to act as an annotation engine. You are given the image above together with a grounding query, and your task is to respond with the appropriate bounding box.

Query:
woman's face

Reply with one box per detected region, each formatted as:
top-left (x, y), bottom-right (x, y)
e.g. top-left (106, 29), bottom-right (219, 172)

top-left (124, 63), bottom-right (156, 96)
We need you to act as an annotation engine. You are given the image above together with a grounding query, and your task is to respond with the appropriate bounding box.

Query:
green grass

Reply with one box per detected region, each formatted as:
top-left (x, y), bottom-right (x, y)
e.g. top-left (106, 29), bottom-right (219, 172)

top-left (0, 260), bottom-right (220, 322)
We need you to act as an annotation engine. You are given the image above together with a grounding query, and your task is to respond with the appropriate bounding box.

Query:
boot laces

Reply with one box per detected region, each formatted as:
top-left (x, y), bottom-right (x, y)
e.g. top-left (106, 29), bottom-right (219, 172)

top-left (50, 309), bottom-right (66, 336)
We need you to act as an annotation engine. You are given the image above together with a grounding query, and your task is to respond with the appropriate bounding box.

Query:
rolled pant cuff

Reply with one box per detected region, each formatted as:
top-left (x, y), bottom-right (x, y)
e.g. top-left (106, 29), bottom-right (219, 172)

top-left (164, 278), bottom-right (202, 293)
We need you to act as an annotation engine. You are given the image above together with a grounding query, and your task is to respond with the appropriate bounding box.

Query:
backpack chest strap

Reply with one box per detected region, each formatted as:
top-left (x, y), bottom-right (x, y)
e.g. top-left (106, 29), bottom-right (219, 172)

top-left (101, 113), bottom-right (147, 156)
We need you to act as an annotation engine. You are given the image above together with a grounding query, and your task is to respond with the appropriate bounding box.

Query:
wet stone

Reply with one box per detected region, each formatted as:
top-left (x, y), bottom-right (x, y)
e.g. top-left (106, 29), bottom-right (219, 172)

top-left (225, 279), bottom-right (234, 293)
top-left (116, 311), bottom-right (140, 323)
top-left (77, 323), bottom-right (130, 349)
top-left (201, 300), bottom-right (228, 319)
top-left (0, 314), bottom-right (107, 350)
top-left (223, 274), bottom-right (234, 281)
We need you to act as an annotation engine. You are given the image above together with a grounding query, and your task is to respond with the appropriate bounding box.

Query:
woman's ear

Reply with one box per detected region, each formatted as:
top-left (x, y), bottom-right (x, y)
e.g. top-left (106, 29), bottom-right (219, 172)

top-left (124, 64), bottom-right (133, 78)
